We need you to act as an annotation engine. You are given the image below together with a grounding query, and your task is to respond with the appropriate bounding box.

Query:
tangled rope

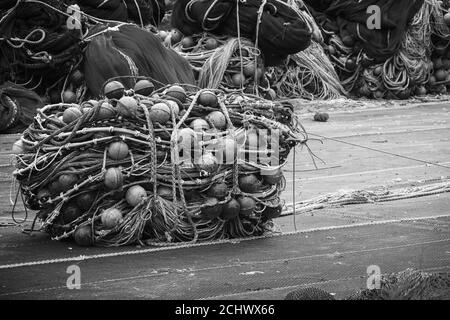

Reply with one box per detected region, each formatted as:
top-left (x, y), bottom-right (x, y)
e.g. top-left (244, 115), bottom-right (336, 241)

top-left (13, 78), bottom-right (307, 247)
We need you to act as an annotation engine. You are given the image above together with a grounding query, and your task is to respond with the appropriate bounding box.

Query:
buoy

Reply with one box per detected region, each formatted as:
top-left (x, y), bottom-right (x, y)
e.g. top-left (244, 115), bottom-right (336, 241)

top-left (58, 173), bottom-right (78, 191)
top-left (208, 182), bottom-right (228, 199)
top-left (70, 70), bottom-right (84, 86)
top-left (204, 38), bottom-right (219, 50)
top-left (74, 225), bottom-right (93, 246)
top-left (238, 174), bottom-right (261, 193)
top-left (149, 102), bottom-right (171, 124)
top-left (107, 141), bottom-right (129, 160)
top-left (238, 196), bottom-right (256, 216)
top-left (117, 96), bottom-right (138, 118)
top-left (218, 137), bottom-right (238, 164)
top-left (170, 29), bottom-right (183, 45)
top-left (166, 85), bottom-right (187, 103)
top-left (261, 168), bottom-right (283, 185)
top-left (221, 198), bottom-right (240, 220)
top-left (101, 208), bottom-right (123, 229)
top-left (231, 73), bottom-right (246, 87)
top-left (104, 167), bottom-right (123, 189)
top-left (76, 192), bottom-right (96, 211)
top-left (201, 197), bottom-right (222, 219)
top-left (134, 80), bottom-right (154, 96)
top-left (206, 111), bottom-right (227, 130)
top-left (36, 188), bottom-right (51, 203)
top-left (181, 36), bottom-right (194, 49)
top-left (62, 107), bottom-right (82, 124)
top-left (196, 153), bottom-right (219, 174)
top-left (313, 112), bottom-right (330, 122)
top-left (60, 203), bottom-right (81, 224)
top-left (126, 185), bottom-right (147, 207)
top-left (62, 90), bottom-right (77, 103)
top-left (96, 102), bottom-right (116, 120)
top-left (104, 81), bottom-right (125, 99)
top-left (198, 90), bottom-right (218, 108)
top-left (157, 186), bottom-right (173, 199)
top-left (190, 118), bottom-right (210, 131)
top-left (165, 100), bottom-right (180, 117)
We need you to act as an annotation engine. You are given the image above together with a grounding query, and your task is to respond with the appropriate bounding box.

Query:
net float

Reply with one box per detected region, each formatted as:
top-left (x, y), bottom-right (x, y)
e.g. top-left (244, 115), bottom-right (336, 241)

top-left (117, 96), bottom-right (138, 118)
top-left (58, 173), bottom-right (78, 191)
top-left (60, 202), bottom-right (82, 224)
top-left (134, 79), bottom-right (154, 96)
top-left (76, 192), bottom-right (96, 211)
top-left (166, 85), bottom-right (187, 103)
top-left (313, 112), bottom-right (329, 122)
top-left (36, 188), bottom-right (51, 203)
top-left (104, 167), bottom-right (123, 189)
top-left (238, 174), bottom-right (262, 193)
top-left (205, 111), bottom-right (226, 130)
top-left (216, 137), bottom-right (238, 164)
top-left (444, 12), bottom-right (450, 26)
top-left (70, 70), bottom-right (84, 86)
top-left (201, 197), bottom-right (222, 219)
top-left (62, 90), bottom-right (77, 103)
top-left (170, 29), bottom-right (183, 45)
top-left (104, 80), bottom-right (125, 99)
top-left (157, 186), bottom-right (173, 199)
top-left (96, 102), bottom-right (116, 120)
top-left (238, 196), bottom-right (256, 216)
top-left (204, 38), bottom-right (219, 50)
top-left (150, 102), bottom-right (171, 124)
top-left (198, 90), bottom-right (218, 108)
top-left (107, 141), bottom-right (129, 160)
top-left (165, 100), bottom-right (180, 117)
top-left (74, 225), bottom-right (93, 246)
top-left (190, 118), bottom-right (210, 131)
top-left (101, 208), bottom-right (123, 229)
top-left (221, 198), bottom-right (240, 220)
top-left (207, 182), bottom-right (228, 200)
top-left (126, 185), bottom-right (147, 207)
top-left (231, 73), bottom-right (246, 87)
top-left (62, 107), bottom-right (82, 124)
top-left (181, 36), bottom-right (194, 49)
top-left (196, 153), bottom-right (219, 174)
top-left (261, 167), bottom-right (283, 185)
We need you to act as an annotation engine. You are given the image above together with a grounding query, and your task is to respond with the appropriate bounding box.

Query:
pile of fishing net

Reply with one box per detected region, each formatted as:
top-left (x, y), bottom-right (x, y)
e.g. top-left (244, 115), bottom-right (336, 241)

top-left (163, 0), bottom-right (345, 100)
top-left (170, 33), bottom-right (273, 98)
top-left (304, 0), bottom-right (450, 99)
top-left (0, 1), bottom-right (193, 104)
top-left (12, 78), bottom-right (307, 247)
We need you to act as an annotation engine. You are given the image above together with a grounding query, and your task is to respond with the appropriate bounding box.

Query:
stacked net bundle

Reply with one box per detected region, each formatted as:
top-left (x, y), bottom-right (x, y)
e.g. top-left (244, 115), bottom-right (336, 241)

top-left (304, 0), bottom-right (450, 99)
top-left (266, 41), bottom-right (346, 100)
top-left (171, 33), bottom-right (270, 97)
top-left (13, 78), bottom-right (307, 247)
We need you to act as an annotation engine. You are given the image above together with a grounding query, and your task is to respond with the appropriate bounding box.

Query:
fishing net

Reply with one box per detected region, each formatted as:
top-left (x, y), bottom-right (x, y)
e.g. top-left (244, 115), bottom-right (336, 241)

top-left (0, 82), bottom-right (44, 133)
top-left (304, 0), bottom-right (425, 59)
top-left (171, 0), bottom-right (312, 66)
top-left (13, 79), bottom-right (308, 247)
top-left (83, 24), bottom-right (196, 97)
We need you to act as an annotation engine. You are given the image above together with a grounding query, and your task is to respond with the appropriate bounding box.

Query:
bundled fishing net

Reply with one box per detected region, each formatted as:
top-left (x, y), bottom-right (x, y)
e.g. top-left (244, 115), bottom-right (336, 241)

top-left (172, 33), bottom-right (269, 96)
top-left (13, 78), bottom-right (307, 247)
top-left (266, 41), bottom-right (346, 100)
top-left (0, 1), bottom-right (191, 107)
top-left (171, 0), bottom-right (312, 66)
top-left (0, 82), bottom-right (45, 133)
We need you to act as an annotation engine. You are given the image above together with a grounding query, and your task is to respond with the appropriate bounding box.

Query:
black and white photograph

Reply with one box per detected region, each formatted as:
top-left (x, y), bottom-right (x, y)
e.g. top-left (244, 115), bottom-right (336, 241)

top-left (0, 0), bottom-right (449, 309)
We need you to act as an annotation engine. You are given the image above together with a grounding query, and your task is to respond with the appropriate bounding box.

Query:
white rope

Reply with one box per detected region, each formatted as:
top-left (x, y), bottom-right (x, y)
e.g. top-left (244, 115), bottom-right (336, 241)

top-left (1, 214), bottom-right (449, 270)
